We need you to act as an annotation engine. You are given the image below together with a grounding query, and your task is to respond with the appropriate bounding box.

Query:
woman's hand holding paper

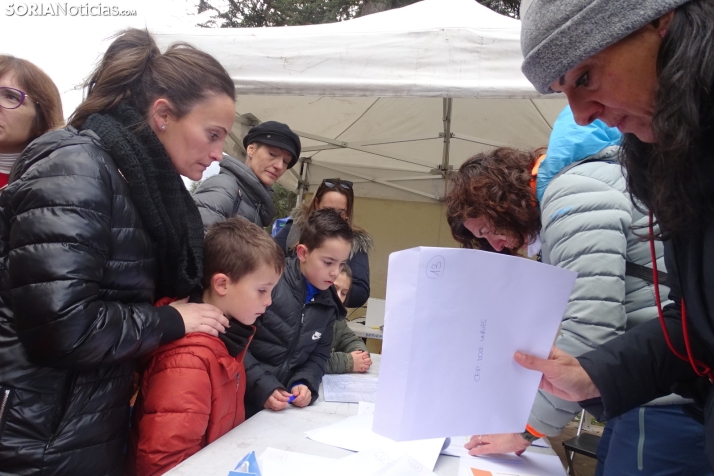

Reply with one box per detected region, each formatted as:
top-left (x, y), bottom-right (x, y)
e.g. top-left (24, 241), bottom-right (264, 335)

top-left (515, 347), bottom-right (600, 402)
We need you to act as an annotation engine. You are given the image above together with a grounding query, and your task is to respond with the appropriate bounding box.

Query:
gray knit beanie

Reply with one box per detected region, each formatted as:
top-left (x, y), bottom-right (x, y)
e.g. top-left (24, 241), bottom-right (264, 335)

top-left (520, 0), bottom-right (691, 94)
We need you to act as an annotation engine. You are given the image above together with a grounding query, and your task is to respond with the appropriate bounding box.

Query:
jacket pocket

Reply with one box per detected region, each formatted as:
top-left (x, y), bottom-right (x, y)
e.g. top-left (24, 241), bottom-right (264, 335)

top-left (0, 387), bottom-right (14, 438)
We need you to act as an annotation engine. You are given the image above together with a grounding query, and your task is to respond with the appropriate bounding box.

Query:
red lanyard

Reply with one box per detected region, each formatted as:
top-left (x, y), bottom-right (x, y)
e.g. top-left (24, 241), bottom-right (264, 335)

top-left (649, 212), bottom-right (714, 381)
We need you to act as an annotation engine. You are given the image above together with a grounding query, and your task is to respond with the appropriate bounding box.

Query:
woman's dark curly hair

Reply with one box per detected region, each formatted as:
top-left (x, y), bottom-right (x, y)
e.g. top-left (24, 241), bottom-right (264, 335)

top-left (622, 0), bottom-right (714, 237)
top-left (446, 148), bottom-right (542, 253)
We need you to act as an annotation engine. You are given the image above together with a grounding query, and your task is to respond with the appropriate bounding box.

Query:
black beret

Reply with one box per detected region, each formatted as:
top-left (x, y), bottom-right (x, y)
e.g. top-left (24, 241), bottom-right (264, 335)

top-left (243, 121), bottom-right (301, 169)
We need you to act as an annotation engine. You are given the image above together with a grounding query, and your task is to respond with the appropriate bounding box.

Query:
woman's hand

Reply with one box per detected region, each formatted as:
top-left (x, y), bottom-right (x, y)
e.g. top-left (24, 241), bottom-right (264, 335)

top-left (290, 385), bottom-right (312, 407)
top-left (351, 350), bottom-right (372, 372)
top-left (264, 389), bottom-right (291, 411)
top-left (465, 433), bottom-right (531, 456)
top-left (515, 347), bottom-right (600, 401)
top-left (169, 298), bottom-right (229, 337)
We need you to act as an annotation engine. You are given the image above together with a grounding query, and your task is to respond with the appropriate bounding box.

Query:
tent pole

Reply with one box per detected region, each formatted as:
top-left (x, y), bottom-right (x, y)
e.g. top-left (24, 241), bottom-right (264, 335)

top-left (296, 157), bottom-right (311, 206)
top-left (440, 98), bottom-right (454, 200)
top-left (441, 98), bottom-right (453, 172)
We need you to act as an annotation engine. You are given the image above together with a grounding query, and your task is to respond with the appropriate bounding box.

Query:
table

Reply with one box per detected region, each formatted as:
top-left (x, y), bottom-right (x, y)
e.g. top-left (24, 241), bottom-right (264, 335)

top-left (165, 355), bottom-right (558, 476)
top-left (347, 320), bottom-right (383, 339)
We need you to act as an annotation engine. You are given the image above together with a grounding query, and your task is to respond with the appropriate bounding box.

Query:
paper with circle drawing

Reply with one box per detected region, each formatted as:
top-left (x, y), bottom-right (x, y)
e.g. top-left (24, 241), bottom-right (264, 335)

top-left (373, 247), bottom-right (577, 441)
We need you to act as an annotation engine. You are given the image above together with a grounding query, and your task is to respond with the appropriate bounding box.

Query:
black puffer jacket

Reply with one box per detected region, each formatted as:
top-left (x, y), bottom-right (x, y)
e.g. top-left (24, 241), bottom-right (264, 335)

top-left (0, 129), bottom-right (183, 476)
top-left (578, 217), bottom-right (714, 466)
top-left (244, 256), bottom-right (345, 416)
top-left (193, 154), bottom-right (276, 229)
top-left (274, 214), bottom-right (372, 308)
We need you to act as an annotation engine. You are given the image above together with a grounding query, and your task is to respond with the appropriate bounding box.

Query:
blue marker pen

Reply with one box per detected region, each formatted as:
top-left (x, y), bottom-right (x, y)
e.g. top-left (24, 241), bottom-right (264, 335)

top-left (288, 395), bottom-right (297, 404)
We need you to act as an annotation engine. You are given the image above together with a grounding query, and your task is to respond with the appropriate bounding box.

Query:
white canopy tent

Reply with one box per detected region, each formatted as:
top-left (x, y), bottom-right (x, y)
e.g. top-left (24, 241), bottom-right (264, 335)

top-left (155, 0), bottom-right (566, 203)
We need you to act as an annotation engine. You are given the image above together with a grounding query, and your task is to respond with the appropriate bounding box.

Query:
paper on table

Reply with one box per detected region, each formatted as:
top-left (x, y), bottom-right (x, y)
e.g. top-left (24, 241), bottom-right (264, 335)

top-left (322, 374), bottom-right (379, 403)
top-left (458, 452), bottom-right (566, 476)
top-left (258, 448), bottom-right (336, 476)
top-left (373, 247), bottom-right (576, 441)
top-left (304, 414), bottom-right (444, 470)
top-left (441, 436), bottom-right (548, 458)
top-left (358, 401), bottom-right (376, 415)
top-left (372, 454), bottom-right (438, 476)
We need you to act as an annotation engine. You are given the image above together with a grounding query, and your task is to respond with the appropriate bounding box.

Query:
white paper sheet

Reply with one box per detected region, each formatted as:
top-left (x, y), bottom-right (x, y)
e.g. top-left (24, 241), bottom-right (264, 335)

top-left (458, 452), bottom-right (566, 476)
top-left (304, 414), bottom-right (444, 470)
top-left (258, 448), bottom-right (337, 476)
top-left (373, 247), bottom-right (577, 441)
top-left (359, 401), bottom-right (377, 415)
top-left (322, 374), bottom-right (379, 403)
top-left (441, 436), bottom-right (549, 458)
top-left (372, 454), bottom-right (439, 475)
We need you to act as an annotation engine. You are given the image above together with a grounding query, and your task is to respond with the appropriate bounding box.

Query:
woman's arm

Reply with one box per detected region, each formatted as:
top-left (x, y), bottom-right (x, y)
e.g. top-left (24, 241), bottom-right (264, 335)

top-left (8, 146), bottom-right (180, 368)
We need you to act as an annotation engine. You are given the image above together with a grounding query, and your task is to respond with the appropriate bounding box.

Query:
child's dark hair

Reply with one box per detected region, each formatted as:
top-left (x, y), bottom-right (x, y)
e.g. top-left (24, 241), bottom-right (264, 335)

top-left (299, 208), bottom-right (354, 251)
top-left (203, 218), bottom-right (284, 289)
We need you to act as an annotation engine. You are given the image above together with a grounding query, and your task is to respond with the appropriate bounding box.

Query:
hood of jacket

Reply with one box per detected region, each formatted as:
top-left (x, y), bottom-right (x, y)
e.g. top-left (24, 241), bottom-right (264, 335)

top-left (219, 154), bottom-right (276, 224)
top-left (536, 105), bottom-right (622, 202)
top-left (286, 205), bottom-right (374, 257)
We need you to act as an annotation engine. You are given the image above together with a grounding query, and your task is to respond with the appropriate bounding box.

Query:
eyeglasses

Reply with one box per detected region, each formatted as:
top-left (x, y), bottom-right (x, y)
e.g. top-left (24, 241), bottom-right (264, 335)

top-left (322, 178), bottom-right (353, 191)
top-left (0, 87), bottom-right (32, 110)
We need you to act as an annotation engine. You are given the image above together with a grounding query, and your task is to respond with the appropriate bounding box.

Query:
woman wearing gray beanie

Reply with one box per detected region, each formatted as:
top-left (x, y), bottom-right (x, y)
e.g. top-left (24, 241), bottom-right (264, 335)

top-left (512, 0), bottom-right (714, 471)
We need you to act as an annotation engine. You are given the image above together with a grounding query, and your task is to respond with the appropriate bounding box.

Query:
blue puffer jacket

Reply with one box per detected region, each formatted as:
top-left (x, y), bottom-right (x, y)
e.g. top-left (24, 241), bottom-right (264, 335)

top-left (528, 106), bottom-right (683, 437)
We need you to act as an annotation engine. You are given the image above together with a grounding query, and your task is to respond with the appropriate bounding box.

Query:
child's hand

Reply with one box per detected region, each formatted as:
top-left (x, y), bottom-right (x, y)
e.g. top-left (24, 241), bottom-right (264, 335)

top-left (170, 298), bottom-right (229, 337)
top-left (264, 389), bottom-right (291, 411)
top-left (290, 384), bottom-right (311, 407)
top-left (351, 350), bottom-right (372, 372)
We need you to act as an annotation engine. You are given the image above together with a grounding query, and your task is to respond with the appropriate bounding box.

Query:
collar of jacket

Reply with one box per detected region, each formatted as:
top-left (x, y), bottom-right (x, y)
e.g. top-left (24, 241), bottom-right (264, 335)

top-left (283, 256), bottom-right (347, 318)
top-left (219, 155), bottom-right (276, 226)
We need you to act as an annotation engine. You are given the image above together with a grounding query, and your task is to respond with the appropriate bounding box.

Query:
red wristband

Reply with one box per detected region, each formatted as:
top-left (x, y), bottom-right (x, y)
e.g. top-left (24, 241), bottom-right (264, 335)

top-left (525, 424), bottom-right (545, 438)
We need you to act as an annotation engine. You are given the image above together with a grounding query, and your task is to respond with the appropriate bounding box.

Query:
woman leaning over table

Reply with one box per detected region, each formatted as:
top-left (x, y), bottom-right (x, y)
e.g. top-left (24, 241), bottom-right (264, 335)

top-left (0, 29), bottom-right (232, 475)
top-left (511, 0), bottom-right (714, 469)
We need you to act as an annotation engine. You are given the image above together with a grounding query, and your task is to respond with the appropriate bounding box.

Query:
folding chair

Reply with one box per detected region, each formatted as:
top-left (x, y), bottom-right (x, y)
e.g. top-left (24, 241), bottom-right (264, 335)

top-left (562, 410), bottom-right (601, 476)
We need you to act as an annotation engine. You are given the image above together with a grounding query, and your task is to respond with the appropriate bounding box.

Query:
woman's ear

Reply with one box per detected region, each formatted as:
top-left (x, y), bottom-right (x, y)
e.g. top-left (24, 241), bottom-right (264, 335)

top-left (246, 143), bottom-right (256, 161)
top-left (211, 273), bottom-right (230, 296)
top-left (150, 98), bottom-right (173, 132)
top-left (296, 244), bottom-right (309, 263)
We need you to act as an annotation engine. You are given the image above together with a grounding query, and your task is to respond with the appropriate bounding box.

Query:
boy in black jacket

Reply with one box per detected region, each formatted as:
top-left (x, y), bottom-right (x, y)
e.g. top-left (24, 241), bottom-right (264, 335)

top-left (245, 209), bottom-right (352, 416)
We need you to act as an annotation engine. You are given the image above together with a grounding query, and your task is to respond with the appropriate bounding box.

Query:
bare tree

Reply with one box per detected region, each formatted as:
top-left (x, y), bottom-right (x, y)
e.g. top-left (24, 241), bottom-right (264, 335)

top-left (196, 0), bottom-right (521, 28)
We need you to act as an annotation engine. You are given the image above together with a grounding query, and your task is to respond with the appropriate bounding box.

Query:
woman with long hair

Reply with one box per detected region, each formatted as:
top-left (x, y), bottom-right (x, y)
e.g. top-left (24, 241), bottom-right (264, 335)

top-left (0, 29), bottom-right (233, 475)
top-left (448, 106), bottom-right (710, 475)
top-left (513, 0), bottom-right (714, 468)
top-left (274, 178), bottom-right (373, 308)
top-left (0, 55), bottom-right (63, 187)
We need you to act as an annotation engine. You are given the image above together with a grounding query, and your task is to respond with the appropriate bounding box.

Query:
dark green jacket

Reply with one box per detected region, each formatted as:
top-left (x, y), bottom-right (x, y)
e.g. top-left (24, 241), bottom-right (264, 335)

top-left (325, 319), bottom-right (368, 374)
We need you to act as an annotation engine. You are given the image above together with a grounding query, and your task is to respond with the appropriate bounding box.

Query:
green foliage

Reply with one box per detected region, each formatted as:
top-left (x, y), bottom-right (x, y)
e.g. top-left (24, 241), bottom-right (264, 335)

top-left (196, 0), bottom-right (520, 28)
top-left (188, 180), bottom-right (203, 194)
top-left (271, 182), bottom-right (297, 225)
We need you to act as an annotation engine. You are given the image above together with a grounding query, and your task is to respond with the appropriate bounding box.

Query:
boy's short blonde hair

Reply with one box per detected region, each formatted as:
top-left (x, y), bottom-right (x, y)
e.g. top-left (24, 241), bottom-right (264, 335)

top-left (202, 218), bottom-right (284, 289)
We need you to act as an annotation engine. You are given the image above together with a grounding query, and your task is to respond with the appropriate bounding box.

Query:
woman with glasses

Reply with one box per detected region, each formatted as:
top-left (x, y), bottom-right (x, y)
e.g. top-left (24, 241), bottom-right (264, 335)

top-left (0, 29), bottom-right (233, 475)
top-left (0, 55), bottom-right (64, 188)
top-left (193, 121), bottom-right (301, 229)
top-left (275, 178), bottom-right (373, 308)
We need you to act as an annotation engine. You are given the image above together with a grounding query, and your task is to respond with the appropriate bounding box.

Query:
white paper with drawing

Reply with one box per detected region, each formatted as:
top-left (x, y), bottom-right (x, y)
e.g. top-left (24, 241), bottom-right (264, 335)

top-left (323, 374), bottom-right (379, 403)
top-left (373, 247), bottom-right (576, 441)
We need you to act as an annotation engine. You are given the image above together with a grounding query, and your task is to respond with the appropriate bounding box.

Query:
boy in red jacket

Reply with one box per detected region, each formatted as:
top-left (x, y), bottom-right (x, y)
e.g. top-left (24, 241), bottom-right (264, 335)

top-left (128, 218), bottom-right (284, 476)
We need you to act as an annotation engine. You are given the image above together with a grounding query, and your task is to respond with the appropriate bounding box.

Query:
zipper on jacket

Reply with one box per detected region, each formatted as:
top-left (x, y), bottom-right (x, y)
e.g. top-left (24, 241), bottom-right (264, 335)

top-left (277, 303), bottom-right (307, 382)
top-left (45, 372), bottom-right (76, 451)
top-left (0, 388), bottom-right (12, 437)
